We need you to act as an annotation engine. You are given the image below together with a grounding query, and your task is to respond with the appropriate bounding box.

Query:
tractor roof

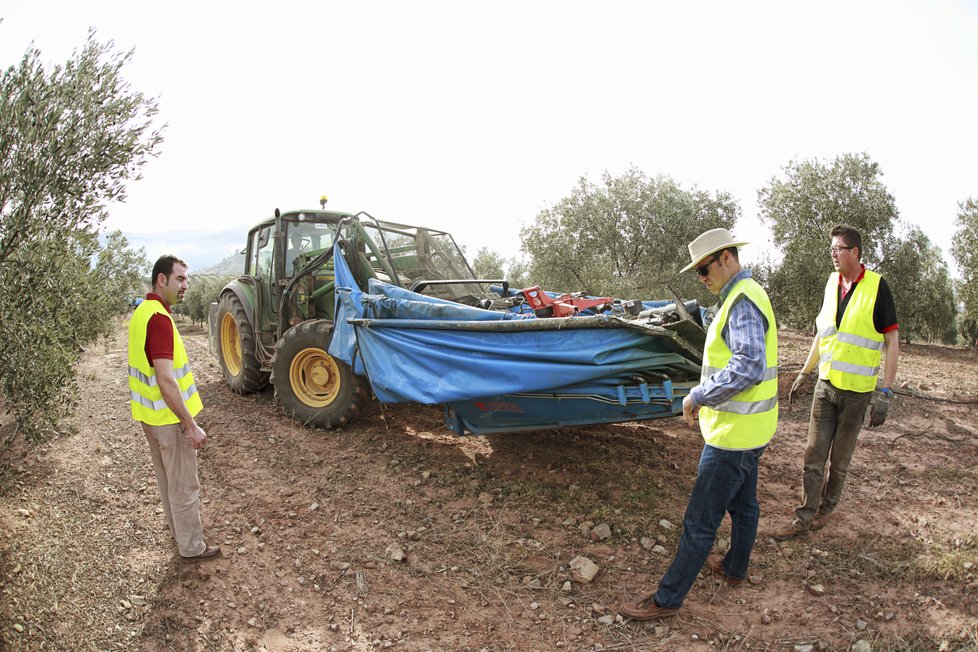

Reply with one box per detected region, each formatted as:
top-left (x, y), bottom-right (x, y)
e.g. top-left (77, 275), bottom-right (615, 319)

top-left (248, 208), bottom-right (358, 232)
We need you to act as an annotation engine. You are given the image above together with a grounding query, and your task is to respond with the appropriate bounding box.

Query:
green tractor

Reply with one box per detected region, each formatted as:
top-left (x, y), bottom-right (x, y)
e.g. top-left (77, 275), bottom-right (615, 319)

top-left (207, 206), bottom-right (497, 428)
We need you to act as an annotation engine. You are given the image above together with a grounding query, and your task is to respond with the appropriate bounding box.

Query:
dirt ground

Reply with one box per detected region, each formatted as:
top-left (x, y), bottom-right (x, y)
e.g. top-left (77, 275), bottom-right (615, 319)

top-left (2, 319), bottom-right (977, 651)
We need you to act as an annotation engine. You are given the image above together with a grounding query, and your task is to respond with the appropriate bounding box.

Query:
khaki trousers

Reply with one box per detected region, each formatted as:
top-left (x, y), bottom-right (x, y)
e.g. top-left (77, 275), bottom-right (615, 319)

top-left (142, 423), bottom-right (206, 557)
top-left (794, 379), bottom-right (873, 527)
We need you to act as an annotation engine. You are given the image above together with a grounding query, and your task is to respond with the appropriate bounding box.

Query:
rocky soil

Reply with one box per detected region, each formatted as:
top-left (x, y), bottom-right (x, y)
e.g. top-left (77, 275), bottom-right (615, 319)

top-left (2, 320), bottom-right (977, 651)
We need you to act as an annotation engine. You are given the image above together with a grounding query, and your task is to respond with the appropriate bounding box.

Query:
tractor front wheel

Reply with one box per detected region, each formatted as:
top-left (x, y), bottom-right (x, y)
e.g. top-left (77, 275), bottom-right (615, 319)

top-left (216, 292), bottom-right (269, 393)
top-left (270, 320), bottom-right (368, 428)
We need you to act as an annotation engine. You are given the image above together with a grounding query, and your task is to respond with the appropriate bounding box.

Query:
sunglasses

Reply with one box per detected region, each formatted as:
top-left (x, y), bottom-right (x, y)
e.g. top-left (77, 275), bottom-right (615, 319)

top-left (695, 252), bottom-right (723, 277)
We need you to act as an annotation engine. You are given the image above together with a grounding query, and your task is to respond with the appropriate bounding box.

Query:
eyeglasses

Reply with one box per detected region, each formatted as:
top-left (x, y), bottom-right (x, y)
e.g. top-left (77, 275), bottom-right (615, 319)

top-left (695, 252), bottom-right (723, 277)
top-left (829, 245), bottom-right (854, 254)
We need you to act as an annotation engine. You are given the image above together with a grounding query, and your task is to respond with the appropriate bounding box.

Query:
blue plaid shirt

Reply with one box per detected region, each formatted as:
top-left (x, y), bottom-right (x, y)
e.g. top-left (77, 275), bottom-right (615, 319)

top-left (689, 269), bottom-right (769, 408)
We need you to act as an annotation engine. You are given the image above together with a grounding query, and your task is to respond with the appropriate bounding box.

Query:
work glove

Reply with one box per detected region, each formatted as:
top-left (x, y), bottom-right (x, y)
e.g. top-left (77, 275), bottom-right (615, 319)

top-left (868, 389), bottom-right (892, 427)
top-left (788, 371), bottom-right (812, 405)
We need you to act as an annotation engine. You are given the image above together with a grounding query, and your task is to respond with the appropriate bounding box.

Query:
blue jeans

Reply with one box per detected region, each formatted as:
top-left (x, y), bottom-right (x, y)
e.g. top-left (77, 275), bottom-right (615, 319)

top-left (654, 444), bottom-right (766, 609)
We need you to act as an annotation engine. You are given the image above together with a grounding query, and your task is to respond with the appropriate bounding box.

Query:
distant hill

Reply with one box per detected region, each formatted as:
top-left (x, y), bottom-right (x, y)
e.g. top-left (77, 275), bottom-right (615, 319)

top-left (198, 252), bottom-right (246, 276)
top-left (119, 225), bottom-right (250, 272)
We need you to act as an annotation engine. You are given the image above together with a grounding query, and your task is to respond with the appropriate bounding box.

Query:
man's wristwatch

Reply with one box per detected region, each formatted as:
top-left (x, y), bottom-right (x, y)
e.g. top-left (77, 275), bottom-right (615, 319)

top-left (880, 387), bottom-right (893, 398)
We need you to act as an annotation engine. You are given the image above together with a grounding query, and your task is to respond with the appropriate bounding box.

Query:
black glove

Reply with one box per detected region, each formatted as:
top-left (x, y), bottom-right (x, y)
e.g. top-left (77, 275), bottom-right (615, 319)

top-left (788, 371), bottom-right (812, 405)
top-left (868, 389), bottom-right (892, 427)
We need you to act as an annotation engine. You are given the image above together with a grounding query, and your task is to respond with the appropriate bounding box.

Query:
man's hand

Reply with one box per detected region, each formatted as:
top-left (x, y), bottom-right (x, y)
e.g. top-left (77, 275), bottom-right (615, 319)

top-left (788, 371), bottom-right (812, 405)
top-left (182, 422), bottom-right (208, 449)
top-left (682, 394), bottom-right (699, 428)
top-left (868, 389), bottom-right (891, 427)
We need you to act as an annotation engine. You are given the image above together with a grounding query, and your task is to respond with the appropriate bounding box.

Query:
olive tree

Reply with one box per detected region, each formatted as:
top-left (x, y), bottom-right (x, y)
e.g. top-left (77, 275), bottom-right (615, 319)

top-left (757, 153), bottom-right (899, 328)
top-left (880, 227), bottom-right (956, 344)
top-left (174, 275), bottom-right (233, 326)
top-left (505, 257), bottom-right (531, 290)
top-left (472, 247), bottom-right (533, 290)
top-left (0, 34), bottom-right (163, 446)
top-left (472, 247), bottom-right (506, 280)
top-left (951, 197), bottom-right (978, 344)
top-left (88, 231), bottom-right (150, 335)
top-left (520, 167), bottom-right (739, 302)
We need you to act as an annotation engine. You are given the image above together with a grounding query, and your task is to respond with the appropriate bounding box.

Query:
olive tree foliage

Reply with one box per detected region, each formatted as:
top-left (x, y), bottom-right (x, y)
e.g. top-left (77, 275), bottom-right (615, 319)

top-left (0, 34), bottom-right (163, 447)
top-left (505, 258), bottom-right (531, 290)
top-left (472, 247), bottom-right (506, 280)
top-left (519, 167), bottom-right (738, 302)
top-left (951, 197), bottom-right (978, 344)
top-left (88, 230), bottom-right (150, 335)
top-left (173, 275), bottom-right (234, 326)
top-left (880, 227), bottom-right (956, 344)
top-left (471, 247), bottom-right (530, 290)
top-left (757, 153), bottom-right (899, 328)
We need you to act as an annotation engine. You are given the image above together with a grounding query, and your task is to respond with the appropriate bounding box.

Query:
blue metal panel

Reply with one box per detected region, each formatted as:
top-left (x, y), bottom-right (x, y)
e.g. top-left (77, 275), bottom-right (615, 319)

top-left (444, 381), bottom-right (695, 435)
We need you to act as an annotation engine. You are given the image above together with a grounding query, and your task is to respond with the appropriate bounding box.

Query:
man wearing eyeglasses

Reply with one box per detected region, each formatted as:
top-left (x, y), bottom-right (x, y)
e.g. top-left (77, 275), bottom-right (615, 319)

top-left (773, 224), bottom-right (899, 541)
top-left (620, 228), bottom-right (778, 621)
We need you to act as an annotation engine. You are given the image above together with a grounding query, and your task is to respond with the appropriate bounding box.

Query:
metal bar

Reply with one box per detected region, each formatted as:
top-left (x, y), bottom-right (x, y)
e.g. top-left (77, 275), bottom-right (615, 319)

top-left (348, 314), bottom-right (679, 335)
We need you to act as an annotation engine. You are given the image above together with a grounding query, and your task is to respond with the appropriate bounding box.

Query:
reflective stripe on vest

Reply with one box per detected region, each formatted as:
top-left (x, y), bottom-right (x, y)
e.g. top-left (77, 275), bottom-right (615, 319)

top-left (130, 383), bottom-right (200, 411)
top-left (128, 363), bottom-right (195, 386)
top-left (127, 300), bottom-right (203, 425)
top-left (697, 278), bottom-right (779, 450)
top-left (815, 270), bottom-right (884, 393)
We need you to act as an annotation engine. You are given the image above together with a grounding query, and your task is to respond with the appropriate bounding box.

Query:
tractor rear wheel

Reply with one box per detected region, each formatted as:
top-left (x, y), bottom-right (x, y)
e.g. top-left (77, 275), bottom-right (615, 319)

top-left (270, 320), bottom-right (368, 428)
top-left (216, 292), bottom-right (269, 393)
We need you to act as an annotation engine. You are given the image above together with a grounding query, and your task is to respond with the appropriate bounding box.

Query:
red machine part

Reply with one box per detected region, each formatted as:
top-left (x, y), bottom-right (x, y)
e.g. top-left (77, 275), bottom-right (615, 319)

top-left (521, 286), bottom-right (612, 318)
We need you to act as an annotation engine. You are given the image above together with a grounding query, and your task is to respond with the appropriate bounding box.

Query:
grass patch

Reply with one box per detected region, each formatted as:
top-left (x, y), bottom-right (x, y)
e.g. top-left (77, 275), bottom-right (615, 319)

top-left (904, 464), bottom-right (977, 487)
top-left (800, 535), bottom-right (977, 587)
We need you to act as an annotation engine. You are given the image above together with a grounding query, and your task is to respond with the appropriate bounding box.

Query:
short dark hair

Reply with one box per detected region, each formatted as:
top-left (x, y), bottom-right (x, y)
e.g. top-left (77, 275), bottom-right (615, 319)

top-left (830, 224), bottom-right (862, 258)
top-left (151, 255), bottom-right (187, 287)
top-left (721, 246), bottom-right (740, 262)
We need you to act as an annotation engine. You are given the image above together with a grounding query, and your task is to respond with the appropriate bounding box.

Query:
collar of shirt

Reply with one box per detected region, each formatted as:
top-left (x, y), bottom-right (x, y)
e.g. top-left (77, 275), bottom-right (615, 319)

top-left (145, 293), bottom-right (172, 313)
top-left (718, 269), bottom-right (753, 305)
top-left (838, 263), bottom-right (866, 300)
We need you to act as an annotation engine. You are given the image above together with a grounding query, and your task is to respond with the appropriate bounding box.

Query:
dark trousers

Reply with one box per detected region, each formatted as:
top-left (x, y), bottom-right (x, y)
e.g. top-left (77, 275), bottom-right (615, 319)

top-left (794, 379), bottom-right (872, 527)
top-left (654, 444), bottom-right (765, 609)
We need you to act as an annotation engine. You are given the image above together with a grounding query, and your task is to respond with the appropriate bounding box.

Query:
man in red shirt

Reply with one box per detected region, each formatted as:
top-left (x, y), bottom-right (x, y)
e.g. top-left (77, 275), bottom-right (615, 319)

top-left (127, 255), bottom-right (220, 562)
top-left (774, 225), bottom-right (899, 539)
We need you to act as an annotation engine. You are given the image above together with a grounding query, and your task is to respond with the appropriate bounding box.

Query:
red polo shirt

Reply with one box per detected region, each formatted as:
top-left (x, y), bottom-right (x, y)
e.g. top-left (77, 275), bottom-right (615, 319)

top-left (144, 293), bottom-right (175, 365)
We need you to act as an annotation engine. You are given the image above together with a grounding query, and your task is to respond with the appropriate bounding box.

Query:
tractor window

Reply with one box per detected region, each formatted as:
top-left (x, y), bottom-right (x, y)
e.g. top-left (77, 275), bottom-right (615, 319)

top-left (254, 226), bottom-right (273, 279)
top-left (356, 220), bottom-right (480, 299)
top-left (285, 219), bottom-right (334, 275)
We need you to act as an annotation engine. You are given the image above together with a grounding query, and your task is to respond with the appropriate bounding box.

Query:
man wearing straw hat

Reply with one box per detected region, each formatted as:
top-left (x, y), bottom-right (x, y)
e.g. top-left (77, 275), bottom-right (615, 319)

top-left (620, 228), bottom-right (778, 621)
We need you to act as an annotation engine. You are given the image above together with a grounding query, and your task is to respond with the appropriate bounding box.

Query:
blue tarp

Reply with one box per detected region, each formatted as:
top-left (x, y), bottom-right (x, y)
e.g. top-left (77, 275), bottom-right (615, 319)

top-left (329, 245), bottom-right (700, 405)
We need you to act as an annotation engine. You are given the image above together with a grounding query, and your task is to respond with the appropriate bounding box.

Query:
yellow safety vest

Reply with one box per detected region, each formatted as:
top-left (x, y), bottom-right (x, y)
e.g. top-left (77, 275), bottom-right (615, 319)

top-left (128, 299), bottom-right (203, 425)
top-left (816, 270), bottom-right (884, 393)
top-left (698, 277), bottom-right (779, 450)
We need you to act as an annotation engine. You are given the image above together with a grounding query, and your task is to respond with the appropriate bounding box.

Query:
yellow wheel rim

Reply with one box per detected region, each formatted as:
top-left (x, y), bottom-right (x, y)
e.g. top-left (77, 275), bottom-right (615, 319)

top-left (290, 347), bottom-right (341, 408)
top-left (220, 313), bottom-right (242, 376)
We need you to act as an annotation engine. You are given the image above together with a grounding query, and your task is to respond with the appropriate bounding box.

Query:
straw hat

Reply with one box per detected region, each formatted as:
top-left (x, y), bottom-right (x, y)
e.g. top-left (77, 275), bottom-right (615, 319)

top-left (679, 228), bottom-right (750, 273)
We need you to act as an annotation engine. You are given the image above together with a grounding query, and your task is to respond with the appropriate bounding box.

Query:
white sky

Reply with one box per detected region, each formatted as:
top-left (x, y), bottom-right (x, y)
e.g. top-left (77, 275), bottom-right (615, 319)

top-left (2, 1), bottom-right (977, 271)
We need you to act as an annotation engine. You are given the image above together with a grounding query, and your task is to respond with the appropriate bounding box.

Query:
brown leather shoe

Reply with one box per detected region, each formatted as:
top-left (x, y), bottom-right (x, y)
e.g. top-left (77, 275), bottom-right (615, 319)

top-left (181, 545), bottom-right (222, 563)
top-left (811, 511), bottom-right (833, 532)
top-left (771, 520), bottom-right (810, 542)
top-left (619, 594), bottom-right (680, 621)
top-left (706, 554), bottom-right (744, 587)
